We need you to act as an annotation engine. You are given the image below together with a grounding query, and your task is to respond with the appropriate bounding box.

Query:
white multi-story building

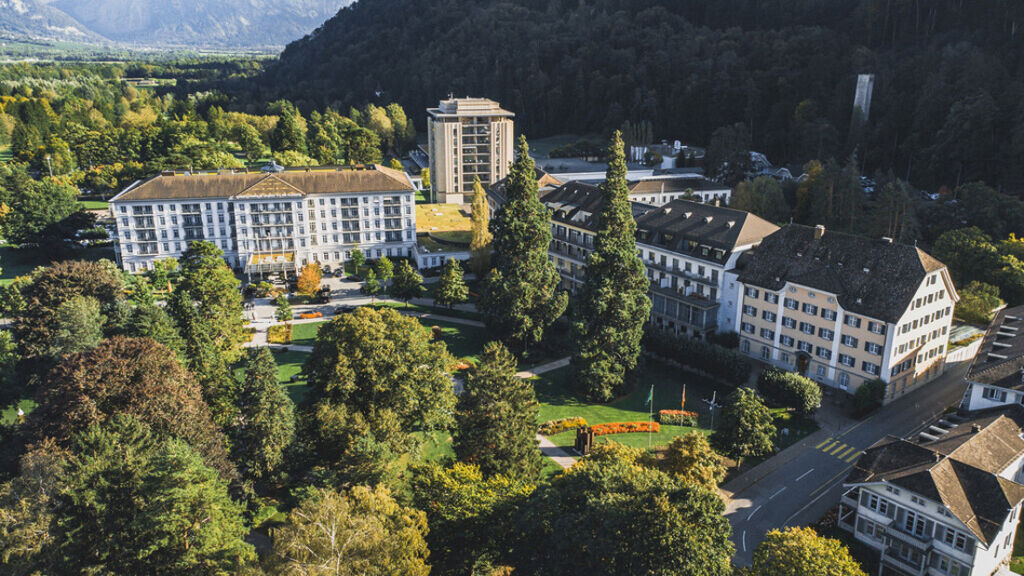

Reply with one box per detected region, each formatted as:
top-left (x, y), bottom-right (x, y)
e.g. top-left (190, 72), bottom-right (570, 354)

top-left (839, 407), bottom-right (1024, 576)
top-left (427, 97), bottom-right (514, 204)
top-left (731, 224), bottom-right (958, 400)
top-left (109, 164), bottom-right (418, 277)
top-left (626, 174), bottom-right (731, 206)
top-left (541, 181), bottom-right (779, 339)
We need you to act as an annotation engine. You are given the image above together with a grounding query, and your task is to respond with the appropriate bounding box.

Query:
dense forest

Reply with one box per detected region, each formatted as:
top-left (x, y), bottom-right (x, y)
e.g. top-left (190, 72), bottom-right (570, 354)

top-left (256, 0), bottom-right (1024, 194)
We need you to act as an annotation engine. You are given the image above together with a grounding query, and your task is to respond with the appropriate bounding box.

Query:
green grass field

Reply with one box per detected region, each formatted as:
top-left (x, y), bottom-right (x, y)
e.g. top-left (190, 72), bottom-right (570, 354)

top-left (291, 321), bottom-right (323, 347)
top-left (533, 360), bottom-right (817, 453)
top-left (271, 349), bottom-right (311, 404)
top-left (0, 244), bottom-right (116, 286)
top-left (79, 200), bottom-right (110, 210)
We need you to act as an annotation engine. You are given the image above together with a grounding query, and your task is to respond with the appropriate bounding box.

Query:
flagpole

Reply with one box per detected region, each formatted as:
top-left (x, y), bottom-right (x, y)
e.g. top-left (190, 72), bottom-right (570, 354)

top-left (648, 384), bottom-right (654, 449)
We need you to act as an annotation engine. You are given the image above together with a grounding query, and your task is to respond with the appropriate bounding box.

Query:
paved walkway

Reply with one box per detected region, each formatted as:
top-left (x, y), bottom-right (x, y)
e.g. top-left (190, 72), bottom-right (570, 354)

top-left (515, 356), bottom-right (578, 470)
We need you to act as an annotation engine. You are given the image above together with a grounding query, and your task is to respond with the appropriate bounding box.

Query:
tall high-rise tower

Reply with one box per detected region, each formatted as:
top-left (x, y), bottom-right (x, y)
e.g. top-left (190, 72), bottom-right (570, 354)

top-left (427, 97), bottom-right (514, 204)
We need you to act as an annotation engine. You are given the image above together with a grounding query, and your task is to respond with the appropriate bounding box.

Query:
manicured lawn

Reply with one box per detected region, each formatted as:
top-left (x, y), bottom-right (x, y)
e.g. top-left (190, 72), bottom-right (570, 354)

top-left (0, 244), bottom-right (116, 286)
top-left (79, 200), bottom-right (109, 210)
top-left (415, 188), bottom-right (429, 204)
top-left (271, 349), bottom-right (311, 404)
top-left (291, 321), bottom-right (324, 347)
top-left (533, 360), bottom-right (817, 453)
top-left (288, 315), bottom-right (488, 363)
top-left (369, 300), bottom-right (482, 321)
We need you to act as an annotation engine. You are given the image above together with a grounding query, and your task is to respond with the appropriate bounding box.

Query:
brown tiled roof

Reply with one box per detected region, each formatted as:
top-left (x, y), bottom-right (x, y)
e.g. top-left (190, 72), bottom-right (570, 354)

top-left (846, 406), bottom-right (1024, 545)
top-left (967, 305), bottom-right (1024, 391)
top-left (735, 224), bottom-right (948, 323)
top-left (627, 176), bottom-right (729, 195)
top-left (113, 165), bottom-right (413, 202)
top-left (487, 168), bottom-right (562, 204)
top-left (541, 181), bottom-right (652, 230)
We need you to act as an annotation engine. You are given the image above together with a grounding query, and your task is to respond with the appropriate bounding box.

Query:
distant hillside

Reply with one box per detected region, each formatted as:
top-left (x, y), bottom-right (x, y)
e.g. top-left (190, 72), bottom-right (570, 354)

top-left (0, 0), bottom-right (352, 49)
top-left (0, 0), bottom-right (102, 43)
top-left (256, 0), bottom-right (1024, 193)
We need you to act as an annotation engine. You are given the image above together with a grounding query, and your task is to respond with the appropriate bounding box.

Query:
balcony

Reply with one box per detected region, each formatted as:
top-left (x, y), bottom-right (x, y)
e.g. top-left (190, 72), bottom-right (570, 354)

top-left (643, 259), bottom-right (718, 286)
top-left (883, 525), bottom-right (932, 553)
top-left (880, 550), bottom-right (925, 576)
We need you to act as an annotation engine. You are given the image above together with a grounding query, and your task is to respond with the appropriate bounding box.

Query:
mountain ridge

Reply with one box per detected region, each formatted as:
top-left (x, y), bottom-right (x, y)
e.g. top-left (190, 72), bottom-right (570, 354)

top-left (0, 0), bottom-right (352, 49)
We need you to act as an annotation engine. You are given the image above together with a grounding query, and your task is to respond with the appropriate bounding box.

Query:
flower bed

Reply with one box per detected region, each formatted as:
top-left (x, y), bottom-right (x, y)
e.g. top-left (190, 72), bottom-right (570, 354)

top-left (658, 410), bottom-right (699, 426)
top-left (538, 417), bottom-right (588, 435)
top-left (590, 421), bottom-right (660, 436)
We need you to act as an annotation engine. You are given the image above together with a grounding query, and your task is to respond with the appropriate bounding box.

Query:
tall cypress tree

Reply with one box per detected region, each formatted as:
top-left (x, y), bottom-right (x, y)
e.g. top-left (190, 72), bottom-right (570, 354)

top-left (453, 341), bottom-right (541, 479)
top-left (469, 176), bottom-right (492, 277)
top-left (481, 136), bottom-right (567, 353)
top-left (571, 132), bottom-right (651, 402)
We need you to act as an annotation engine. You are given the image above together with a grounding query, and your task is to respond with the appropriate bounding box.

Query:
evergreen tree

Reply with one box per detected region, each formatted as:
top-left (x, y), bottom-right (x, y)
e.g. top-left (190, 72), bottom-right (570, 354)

top-left (270, 100), bottom-right (307, 154)
top-left (389, 260), bottom-right (424, 307)
top-left (714, 387), bottom-right (776, 466)
top-left (125, 304), bottom-right (184, 356)
top-left (174, 241), bottom-right (246, 363)
top-left (361, 269), bottom-right (381, 302)
top-left (232, 348), bottom-right (295, 482)
top-left (481, 136), bottom-right (567, 353)
top-left (435, 258), bottom-right (468, 309)
top-left (454, 341), bottom-right (541, 479)
top-left (52, 416), bottom-right (254, 575)
top-left (469, 176), bottom-right (493, 277)
top-left (571, 132), bottom-right (651, 401)
top-left (274, 293), bottom-right (293, 322)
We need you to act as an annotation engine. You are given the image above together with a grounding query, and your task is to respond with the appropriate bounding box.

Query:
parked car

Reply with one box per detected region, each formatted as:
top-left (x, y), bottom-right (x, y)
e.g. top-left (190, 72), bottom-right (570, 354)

top-left (334, 305), bottom-right (356, 315)
top-left (297, 311), bottom-right (323, 320)
top-left (347, 274), bottom-right (363, 282)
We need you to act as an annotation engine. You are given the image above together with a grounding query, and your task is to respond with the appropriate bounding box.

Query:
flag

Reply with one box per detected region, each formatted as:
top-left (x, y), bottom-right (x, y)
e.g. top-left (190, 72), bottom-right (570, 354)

top-left (646, 384), bottom-right (654, 407)
top-left (681, 384), bottom-right (686, 409)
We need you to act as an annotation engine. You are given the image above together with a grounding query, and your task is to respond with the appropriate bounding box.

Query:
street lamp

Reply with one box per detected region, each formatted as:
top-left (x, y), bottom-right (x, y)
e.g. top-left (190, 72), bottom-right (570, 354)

top-left (45, 154), bottom-right (53, 178)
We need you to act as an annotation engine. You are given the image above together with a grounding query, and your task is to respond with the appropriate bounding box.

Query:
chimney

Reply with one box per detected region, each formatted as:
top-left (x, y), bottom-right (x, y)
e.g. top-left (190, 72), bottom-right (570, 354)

top-left (814, 225), bottom-right (826, 240)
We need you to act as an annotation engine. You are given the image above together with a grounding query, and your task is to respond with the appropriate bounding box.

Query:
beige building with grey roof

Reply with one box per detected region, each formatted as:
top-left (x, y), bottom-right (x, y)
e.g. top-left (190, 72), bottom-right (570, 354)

top-left (732, 224), bottom-right (958, 401)
top-left (109, 164), bottom-right (417, 277)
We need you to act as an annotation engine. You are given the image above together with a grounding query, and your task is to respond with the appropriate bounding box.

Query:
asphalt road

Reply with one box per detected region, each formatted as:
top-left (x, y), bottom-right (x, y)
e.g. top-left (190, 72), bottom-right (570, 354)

top-left (725, 362), bottom-right (972, 565)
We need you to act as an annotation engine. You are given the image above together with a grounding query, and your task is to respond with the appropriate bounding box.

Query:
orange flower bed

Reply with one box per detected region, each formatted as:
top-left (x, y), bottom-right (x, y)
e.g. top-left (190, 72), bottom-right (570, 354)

top-left (658, 410), bottom-right (699, 426)
top-left (590, 421), bottom-right (660, 436)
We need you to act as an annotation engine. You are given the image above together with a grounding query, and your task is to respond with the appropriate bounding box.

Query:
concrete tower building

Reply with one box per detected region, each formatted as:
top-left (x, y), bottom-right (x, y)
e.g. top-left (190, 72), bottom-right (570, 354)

top-left (427, 97), bottom-right (514, 204)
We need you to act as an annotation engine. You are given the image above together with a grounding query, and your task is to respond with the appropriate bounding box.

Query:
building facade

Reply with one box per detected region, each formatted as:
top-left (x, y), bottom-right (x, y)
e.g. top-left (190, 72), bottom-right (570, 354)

top-left (732, 225), bottom-right (958, 400)
top-left (427, 97), bottom-right (514, 204)
top-left (960, 306), bottom-right (1024, 413)
top-left (541, 181), bottom-right (778, 339)
top-left (839, 407), bottom-right (1024, 576)
top-left (109, 165), bottom-right (418, 277)
top-left (627, 174), bottom-right (731, 206)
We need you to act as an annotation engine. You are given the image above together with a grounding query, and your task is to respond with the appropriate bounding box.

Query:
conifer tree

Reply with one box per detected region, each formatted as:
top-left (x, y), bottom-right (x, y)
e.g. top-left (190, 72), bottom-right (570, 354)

top-left (232, 347), bottom-right (295, 482)
top-left (389, 260), bottom-right (424, 307)
top-left (454, 341), bottom-right (541, 479)
top-left (481, 136), bottom-right (567, 353)
top-left (435, 258), bottom-right (468, 309)
top-left (571, 132), bottom-right (651, 401)
top-left (469, 176), bottom-right (493, 277)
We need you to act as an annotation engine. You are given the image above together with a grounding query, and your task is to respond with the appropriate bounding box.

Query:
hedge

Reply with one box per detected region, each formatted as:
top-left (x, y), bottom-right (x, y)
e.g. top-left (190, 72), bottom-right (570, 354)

top-left (591, 422), bottom-right (660, 436)
top-left (643, 328), bottom-right (752, 385)
top-left (757, 368), bottom-right (822, 416)
top-left (267, 324), bottom-right (293, 344)
top-left (658, 410), bottom-right (699, 427)
top-left (539, 417), bottom-right (588, 435)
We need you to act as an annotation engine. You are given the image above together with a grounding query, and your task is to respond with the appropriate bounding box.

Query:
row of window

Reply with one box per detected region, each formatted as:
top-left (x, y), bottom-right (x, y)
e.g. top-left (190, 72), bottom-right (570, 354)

top-left (746, 287), bottom-right (886, 334)
top-left (910, 287), bottom-right (947, 310)
top-left (899, 307), bottom-right (951, 334)
top-left (741, 332), bottom-right (881, 376)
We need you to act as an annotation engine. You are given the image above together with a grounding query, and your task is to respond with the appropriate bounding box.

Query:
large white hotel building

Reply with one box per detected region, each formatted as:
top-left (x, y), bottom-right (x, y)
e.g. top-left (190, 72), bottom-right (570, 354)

top-left (109, 164), bottom-right (418, 277)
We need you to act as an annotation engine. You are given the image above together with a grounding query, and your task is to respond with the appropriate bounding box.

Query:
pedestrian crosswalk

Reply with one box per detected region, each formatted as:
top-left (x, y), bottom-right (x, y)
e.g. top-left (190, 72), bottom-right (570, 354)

top-left (815, 437), bottom-right (862, 463)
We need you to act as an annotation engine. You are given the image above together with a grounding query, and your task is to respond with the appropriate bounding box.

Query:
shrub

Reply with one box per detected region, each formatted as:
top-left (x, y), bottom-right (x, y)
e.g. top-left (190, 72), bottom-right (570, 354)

top-left (643, 328), bottom-right (752, 385)
top-left (251, 281), bottom-right (274, 298)
top-left (267, 324), bottom-right (293, 344)
top-left (538, 417), bottom-right (588, 435)
top-left (658, 410), bottom-right (699, 427)
top-left (853, 378), bottom-right (886, 417)
top-left (757, 368), bottom-right (822, 416)
top-left (590, 421), bottom-right (659, 436)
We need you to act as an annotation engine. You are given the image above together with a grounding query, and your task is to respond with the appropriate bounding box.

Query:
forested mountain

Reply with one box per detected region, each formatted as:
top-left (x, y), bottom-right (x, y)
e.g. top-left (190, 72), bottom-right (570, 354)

top-left (0, 0), bottom-right (352, 49)
top-left (258, 0), bottom-right (1024, 194)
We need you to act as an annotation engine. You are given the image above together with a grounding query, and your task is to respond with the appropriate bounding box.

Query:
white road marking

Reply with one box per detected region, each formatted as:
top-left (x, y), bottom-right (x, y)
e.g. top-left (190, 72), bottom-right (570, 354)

top-left (795, 468), bottom-right (814, 482)
top-left (746, 505), bottom-right (762, 521)
top-left (769, 486), bottom-right (787, 500)
top-left (741, 530), bottom-right (746, 552)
